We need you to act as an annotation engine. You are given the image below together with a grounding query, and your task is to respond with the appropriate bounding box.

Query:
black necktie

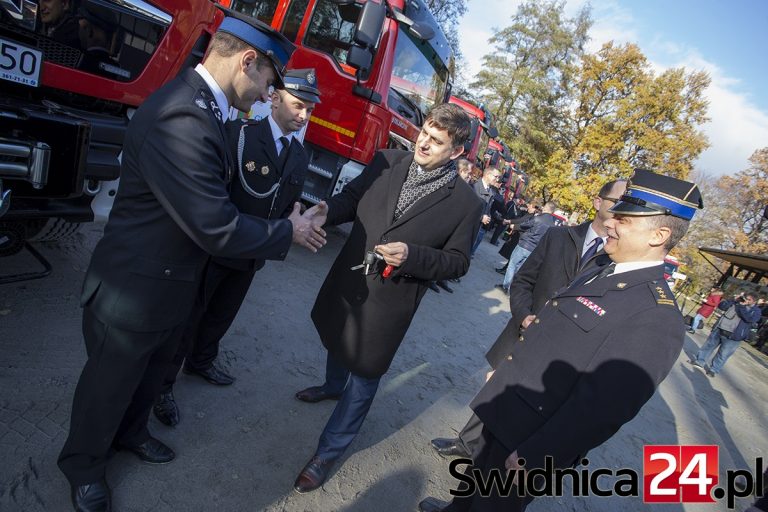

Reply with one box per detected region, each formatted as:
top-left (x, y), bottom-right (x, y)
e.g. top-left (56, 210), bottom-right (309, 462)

top-left (568, 263), bottom-right (615, 290)
top-left (278, 136), bottom-right (289, 169)
top-left (580, 238), bottom-right (604, 267)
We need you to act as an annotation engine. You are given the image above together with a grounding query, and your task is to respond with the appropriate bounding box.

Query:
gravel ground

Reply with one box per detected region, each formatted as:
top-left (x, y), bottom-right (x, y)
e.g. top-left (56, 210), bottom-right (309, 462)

top-left (1, 223), bottom-right (766, 512)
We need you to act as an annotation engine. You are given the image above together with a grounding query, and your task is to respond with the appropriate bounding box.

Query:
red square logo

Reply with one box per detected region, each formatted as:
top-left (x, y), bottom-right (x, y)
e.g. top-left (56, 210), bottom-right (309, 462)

top-left (643, 445), bottom-right (718, 503)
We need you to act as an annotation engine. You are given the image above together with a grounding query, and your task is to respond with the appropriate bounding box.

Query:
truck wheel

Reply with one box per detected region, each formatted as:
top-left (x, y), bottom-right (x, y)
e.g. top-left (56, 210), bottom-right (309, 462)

top-left (26, 218), bottom-right (82, 242)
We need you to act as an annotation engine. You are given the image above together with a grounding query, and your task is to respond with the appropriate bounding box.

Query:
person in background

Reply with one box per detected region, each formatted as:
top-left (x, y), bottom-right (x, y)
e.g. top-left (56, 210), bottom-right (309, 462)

top-left (688, 287), bottom-right (724, 334)
top-left (689, 292), bottom-right (762, 377)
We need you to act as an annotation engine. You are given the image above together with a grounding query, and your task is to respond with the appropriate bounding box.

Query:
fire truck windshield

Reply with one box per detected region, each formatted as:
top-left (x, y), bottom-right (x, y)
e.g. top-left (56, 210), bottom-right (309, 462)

top-left (390, 27), bottom-right (449, 117)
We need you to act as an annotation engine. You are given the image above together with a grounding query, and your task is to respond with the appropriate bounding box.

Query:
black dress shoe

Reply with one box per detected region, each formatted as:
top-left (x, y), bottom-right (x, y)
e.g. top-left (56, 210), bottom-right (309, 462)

top-left (183, 364), bottom-right (235, 386)
top-left (295, 386), bottom-right (342, 403)
top-left (418, 496), bottom-right (450, 512)
top-left (430, 437), bottom-right (471, 458)
top-left (294, 456), bottom-right (335, 493)
top-left (71, 479), bottom-right (111, 512)
top-left (428, 281), bottom-right (441, 293)
top-left (120, 437), bottom-right (175, 464)
top-left (153, 392), bottom-right (180, 427)
top-left (435, 281), bottom-right (453, 293)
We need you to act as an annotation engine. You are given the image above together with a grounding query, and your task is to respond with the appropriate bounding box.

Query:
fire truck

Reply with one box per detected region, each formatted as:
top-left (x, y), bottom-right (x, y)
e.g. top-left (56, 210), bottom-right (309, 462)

top-left (448, 95), bottom-right (496, 164)
top-left (0, 0), bottom-right (222, 264)
top-left (220, 0), bottom-right (454, 203)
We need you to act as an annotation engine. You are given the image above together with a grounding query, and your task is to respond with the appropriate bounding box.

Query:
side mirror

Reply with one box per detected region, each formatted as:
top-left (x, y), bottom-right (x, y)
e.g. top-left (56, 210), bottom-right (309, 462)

top-left (347, 45), bottom-right (372, 73)
top-left (353, 1), bottom-right (385, 48)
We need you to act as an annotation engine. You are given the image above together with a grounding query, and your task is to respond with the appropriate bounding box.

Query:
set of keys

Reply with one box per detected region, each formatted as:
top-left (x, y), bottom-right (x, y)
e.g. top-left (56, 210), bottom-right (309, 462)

top-left (351, 250), bottom-right (394, 278)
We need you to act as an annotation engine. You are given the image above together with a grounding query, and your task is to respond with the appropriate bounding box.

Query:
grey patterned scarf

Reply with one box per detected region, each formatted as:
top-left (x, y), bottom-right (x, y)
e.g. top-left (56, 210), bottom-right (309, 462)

top-left (394, 159), bottom-right (457, 220)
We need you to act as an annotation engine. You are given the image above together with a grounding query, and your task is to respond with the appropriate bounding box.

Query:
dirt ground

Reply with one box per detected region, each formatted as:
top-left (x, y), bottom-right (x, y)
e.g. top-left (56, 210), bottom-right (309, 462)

top-left (1, 223), bottom-right (766, 512)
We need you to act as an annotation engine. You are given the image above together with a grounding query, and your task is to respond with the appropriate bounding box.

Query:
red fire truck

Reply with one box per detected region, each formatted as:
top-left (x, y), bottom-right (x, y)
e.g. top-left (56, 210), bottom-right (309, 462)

top-left (448, 95), bottom-right (496, 164)
top-left (220, 0), bottom-right (454, 203)
top-left (1, 0), bottom-right (222, 262)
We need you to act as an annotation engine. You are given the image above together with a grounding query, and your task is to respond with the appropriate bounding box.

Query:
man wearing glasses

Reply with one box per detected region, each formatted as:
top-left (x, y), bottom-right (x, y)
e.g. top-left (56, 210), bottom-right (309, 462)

top-left (430, 179), bottom-right (627, 460)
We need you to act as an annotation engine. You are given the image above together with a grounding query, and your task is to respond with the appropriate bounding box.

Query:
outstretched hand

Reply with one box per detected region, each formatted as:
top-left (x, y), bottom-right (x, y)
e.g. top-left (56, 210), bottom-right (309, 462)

top-left (305, 201), bottom-right (328, 231)
top-left (288, 202), bottom-right (326, 253)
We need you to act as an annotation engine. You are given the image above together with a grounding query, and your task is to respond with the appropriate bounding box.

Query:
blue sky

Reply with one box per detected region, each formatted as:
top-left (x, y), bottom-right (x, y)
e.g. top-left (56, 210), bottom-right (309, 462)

top-left (458, 0), bottom-right (768, 177)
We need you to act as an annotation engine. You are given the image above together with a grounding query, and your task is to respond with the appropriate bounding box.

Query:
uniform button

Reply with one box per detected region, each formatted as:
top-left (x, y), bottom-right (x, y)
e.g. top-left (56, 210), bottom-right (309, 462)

top-left (573, 313), bottom-right (578, 318)
top-left (538, 406), bottom-right (543, 411)
top-left (381, 236), bottom-right (389, 243)
top-left (506, 355), bottom-right (513, 361)
top-left (552, 300), bottom-right (558, 307)
top-left (519, 335), bottom-right (524, 342)
top-left (163, 269), bottom-right (172, 276)
top-left (534, 318), bottom-right (540, 324)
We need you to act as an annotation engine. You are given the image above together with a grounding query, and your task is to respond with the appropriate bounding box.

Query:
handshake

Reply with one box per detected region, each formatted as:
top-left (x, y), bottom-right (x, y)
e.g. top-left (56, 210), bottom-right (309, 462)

top-left (288, 201), bottom-right (329, 253)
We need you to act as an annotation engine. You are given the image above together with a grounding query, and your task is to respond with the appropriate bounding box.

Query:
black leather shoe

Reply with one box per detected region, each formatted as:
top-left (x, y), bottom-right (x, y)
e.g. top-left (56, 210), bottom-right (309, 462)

top-left (294, 456), bottom-right (335, 493)
top-left (430, 437), bottom-right (471, 458)
top-left (183, 364), bottom-right (235, 386)
top-left (435, 281), bottom-right (453, 293)
top-left (121, 437), bottom-right (175, 464)
top-left (418, 497), bottom-right (450, 512)
top-left (295, 386), bottom-right (342, 403)
top-left (71, 479), bottom-right (111, 512)
top-left (428, 281), bottom-right (441, 293)
top-left (153, 392), bottom-right (180, 427)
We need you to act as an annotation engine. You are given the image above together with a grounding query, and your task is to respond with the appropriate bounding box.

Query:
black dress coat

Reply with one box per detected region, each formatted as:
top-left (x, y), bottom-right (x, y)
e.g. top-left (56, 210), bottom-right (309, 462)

top-left (471, 264), bottom-right (685, 473)
top-left (80, 69), bottom-right (293, 333)
top-left (311, 150), bottom-right (484, 379)
top-left (486, 221), bottom-right (610, 368)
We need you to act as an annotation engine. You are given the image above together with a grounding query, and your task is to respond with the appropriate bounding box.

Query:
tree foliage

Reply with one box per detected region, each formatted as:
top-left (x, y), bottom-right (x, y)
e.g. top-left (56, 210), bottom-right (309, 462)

top-left (424, 0), bottom-right (469, 61)
top-left (471, 3), bottom-right (711, 220)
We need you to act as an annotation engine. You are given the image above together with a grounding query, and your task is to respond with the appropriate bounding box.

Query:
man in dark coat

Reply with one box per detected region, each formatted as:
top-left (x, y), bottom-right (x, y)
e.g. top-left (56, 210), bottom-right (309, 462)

top-left (152, 69), bottom-right (322, 427)
top-left (430, 179), bottom-right (627, 459)
top-left (419, 169), bottom-right (703, 512)
top-left (471, 166), bottom-right (502, 255)
top-left (292, 103), bottom-right (483, 493)
top-left (57, 15), bottom-right (326, 512)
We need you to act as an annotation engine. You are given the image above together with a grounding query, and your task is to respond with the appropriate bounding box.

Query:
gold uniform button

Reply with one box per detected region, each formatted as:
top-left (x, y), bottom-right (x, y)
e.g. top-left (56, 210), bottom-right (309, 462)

top-left (519, 335), bottom-right (525, 342)
top-left (534, 318), bottom-right (540, 324)
top-left (506, 355), bottom-right (513, 361)
top-left (552, 300), bottom-right (558, 306)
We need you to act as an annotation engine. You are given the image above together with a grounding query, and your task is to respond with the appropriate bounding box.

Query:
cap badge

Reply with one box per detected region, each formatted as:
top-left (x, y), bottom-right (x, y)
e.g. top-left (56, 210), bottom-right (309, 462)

top-left (306, 71), bottom-right (316, 85)
top-left (245, 161), bottom-right (256, 172)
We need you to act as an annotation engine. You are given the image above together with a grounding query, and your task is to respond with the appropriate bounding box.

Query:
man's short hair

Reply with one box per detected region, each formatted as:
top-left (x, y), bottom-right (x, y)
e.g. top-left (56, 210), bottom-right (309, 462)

top-left (456, 158), bottom-right (472, 171)
top-left (598, 179), bottom-right (625, 199)
top-left (644, 215), bottom-right (690, 252)
top-left (542, 201), bottom-right (557, 212)
top-left (208, 32), bottom-right (271, 72)
top-left (424, 103), bottom-right (472, 148)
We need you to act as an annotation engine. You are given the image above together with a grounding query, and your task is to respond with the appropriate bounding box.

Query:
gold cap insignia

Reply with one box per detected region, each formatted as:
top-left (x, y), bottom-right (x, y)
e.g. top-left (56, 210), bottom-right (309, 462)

top-left (245, 161), bottom-right (256, 172)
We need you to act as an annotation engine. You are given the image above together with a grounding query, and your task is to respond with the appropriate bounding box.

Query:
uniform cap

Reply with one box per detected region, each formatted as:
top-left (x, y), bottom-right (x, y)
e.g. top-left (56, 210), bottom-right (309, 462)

top-left (282, 68), bottom-right (321, 103)
top-left (609, 169), bottom-right (703, 220)
top-left (215, 7), bottom-right (296, 89)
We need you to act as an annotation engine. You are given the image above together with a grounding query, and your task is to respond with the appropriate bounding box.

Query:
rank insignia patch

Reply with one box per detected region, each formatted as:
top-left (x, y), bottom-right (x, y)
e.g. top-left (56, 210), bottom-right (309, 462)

top-left (245, 161), bottom-right (256, 172)
top-left (195, 98), bottom-right (207, 109)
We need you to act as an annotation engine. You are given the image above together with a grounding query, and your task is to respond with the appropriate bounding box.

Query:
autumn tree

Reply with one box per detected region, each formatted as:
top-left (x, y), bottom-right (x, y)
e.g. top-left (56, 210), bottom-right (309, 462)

top-left (470, 0), bottom-right (591, 175)
top-left (533, 42), bottom-right (710, 216)
top-left (425, 0), bottom-right (470, 62)
top-left (669, 149), bottom-right (768, 290)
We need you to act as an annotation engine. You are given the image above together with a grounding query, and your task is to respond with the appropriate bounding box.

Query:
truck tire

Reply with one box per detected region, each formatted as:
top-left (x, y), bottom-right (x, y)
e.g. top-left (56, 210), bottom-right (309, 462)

top-left (26, 218), bottom-right (82, 242)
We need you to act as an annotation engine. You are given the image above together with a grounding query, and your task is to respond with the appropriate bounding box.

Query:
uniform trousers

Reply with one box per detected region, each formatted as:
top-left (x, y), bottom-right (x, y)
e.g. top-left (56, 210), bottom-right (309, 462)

top-left (445, 426), bottom-right (534, 512)
top-left (456, 412), bottom-right (484, 456)
top-left (314, 353), bottom-right (381, 461)
top-left (58, 307), bottom-right (185, 485)
top-left (161, 261), bottom-right (256, 393)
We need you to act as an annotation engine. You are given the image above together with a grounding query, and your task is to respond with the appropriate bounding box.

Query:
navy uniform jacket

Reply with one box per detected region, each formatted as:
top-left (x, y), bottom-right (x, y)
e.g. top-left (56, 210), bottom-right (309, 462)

top-left (311, 150), bottom-right (484, 379)
top-left (472, 264), bottom-right (685, 471)
top-left (80, 69), bottom-right (293, 333)
top-left (486, 221), bottom-right (610, 368)
top-left (216, 117), bottom-right (309, 271)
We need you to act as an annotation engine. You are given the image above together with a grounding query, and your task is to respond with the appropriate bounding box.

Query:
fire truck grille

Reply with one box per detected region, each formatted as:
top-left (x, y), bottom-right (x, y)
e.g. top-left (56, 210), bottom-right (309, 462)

top-left (0, 22), bottom-right (82, 68)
